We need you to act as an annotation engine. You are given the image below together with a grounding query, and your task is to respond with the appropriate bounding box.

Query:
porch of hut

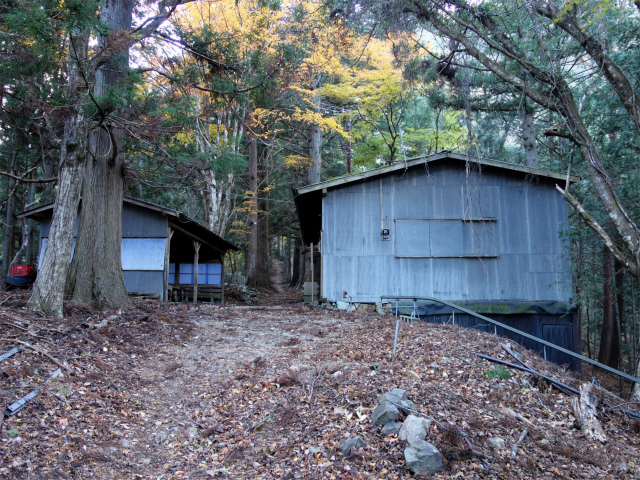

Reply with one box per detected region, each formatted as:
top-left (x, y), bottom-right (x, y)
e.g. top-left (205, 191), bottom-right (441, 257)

top-left (166, 226), bottom-right (226, 304)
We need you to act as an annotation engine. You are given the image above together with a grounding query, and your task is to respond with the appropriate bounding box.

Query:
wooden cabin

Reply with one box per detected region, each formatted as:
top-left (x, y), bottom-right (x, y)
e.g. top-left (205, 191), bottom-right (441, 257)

top-left (19, 197), bottom-right (239, 303)
top-left (294, 152), bottom-right (579, 366)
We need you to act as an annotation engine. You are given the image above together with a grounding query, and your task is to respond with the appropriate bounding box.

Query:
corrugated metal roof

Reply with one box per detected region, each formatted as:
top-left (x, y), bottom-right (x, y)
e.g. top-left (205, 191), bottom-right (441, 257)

top-left (18, 196), bottom-right (239, 252)
top-left (296, 152), bottom-right (579, 195)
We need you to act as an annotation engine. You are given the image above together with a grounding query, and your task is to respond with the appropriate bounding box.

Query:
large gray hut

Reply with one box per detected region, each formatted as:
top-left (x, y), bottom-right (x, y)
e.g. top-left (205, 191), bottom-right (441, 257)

top-left (294, 152), bottom-right (578, 365)
top-left (19, 197), bottom-right (239, 303)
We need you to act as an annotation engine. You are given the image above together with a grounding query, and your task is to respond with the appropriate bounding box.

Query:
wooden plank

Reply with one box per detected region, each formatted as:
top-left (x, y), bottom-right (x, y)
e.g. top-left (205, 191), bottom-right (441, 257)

top-left (221, 255), bottom-right (225, 305)
top-left (164, 228), bottom-right (173, 301)
top-left (193, 241), bottom-right (200, 304)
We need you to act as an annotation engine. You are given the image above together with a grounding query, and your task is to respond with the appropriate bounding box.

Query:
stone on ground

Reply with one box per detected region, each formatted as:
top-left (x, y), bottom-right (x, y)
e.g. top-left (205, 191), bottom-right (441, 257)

top-left (339, 435), bottom-right (365, 457)
top-left (398, 414), bottom-right (431, 443)
top-left (404, 439), bottom-right (446, 473)
top-left (381, 421), bottom-right (403, 436)
top-left (371, 401), bottom-right (399, 425)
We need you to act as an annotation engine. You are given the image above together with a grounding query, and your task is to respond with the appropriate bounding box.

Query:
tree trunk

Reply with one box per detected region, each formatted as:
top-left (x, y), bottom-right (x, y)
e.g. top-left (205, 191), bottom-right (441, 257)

top-left (253, 195), bottom-right (272, 289)
top-left (598, 246), bottom-right (620, 368)
top-left (614, 258), bottom-right (627, 366)
top-left (65, 0), bottom-right (133, 310)
top-left (245, 131), bottom-right (258, 284)
top-left (25, 178), bottom-right (35, 265)
top-left (290, 237), bottom-right (302, 287)
top-left (308, 122), bottom-right (322, 184)
top-left (521, 102), bottom-right (538, 167)
top-left (28, 31), bottom-right (90, 317)
top-left (2, 151), bottom-right (16, 277)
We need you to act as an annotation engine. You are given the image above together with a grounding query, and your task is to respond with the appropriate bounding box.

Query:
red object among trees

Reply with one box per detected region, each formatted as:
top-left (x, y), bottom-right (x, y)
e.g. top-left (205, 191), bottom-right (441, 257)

top-left (11, 265), bottom-right (36, 277)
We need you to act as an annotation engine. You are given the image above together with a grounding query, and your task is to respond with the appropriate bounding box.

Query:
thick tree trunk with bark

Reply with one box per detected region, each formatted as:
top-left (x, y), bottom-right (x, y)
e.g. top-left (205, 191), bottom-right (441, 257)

top-left (245, 131), bottom-right (258, 284)
top-left (28, 31), bottom-right (89, 317)
top-left (598, 246), bottom-right (620, 368)
top-left (201, 169), bottom-right (234, 236)
top-left (28, 1), bottom-right (183, 316)
top-left (253, 195), bottom-right (273, 289)
top-left (2, 160), bottom-right (16, 278)
top-left (65, 0), bottom-right (133, 310)
top-left (196, 95), bottom-right (235, 237)
top-left (308, 122), bottom-right (322, 184)
top-left (521, 103), bottom-right (538, 167)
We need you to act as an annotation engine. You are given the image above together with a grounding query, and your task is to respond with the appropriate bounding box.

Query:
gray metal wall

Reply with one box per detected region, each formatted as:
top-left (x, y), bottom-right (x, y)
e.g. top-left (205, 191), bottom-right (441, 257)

top-left (321, 162), bottom-right (572, 303)
top-left (123, 271), bottom-right (165, 298)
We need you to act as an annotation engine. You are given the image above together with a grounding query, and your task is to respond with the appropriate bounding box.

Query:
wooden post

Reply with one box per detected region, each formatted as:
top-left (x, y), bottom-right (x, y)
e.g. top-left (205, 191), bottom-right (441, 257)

top-left (164, 227), bottom-right (174, 301)
top-left (193, 240), bottom-right (200, 303)
top-left (221, 254), bottom-right (225, 305)
top-left (319, 232), bottom-right (323, 301)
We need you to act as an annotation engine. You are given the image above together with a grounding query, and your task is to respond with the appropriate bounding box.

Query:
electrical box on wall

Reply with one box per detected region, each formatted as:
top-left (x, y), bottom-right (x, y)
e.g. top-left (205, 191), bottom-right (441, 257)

top-left (381, 228), bottom-right (390, 241)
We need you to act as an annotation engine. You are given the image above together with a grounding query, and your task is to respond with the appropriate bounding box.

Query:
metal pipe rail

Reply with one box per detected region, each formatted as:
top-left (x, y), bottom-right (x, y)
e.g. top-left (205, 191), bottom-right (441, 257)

top-left (381, 295), bottom-right (640, 385)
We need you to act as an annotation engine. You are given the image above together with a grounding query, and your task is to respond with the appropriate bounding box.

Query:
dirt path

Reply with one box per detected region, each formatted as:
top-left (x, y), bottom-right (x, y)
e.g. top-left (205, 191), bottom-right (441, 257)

top-left (101, 305), bottom-right (356, 478)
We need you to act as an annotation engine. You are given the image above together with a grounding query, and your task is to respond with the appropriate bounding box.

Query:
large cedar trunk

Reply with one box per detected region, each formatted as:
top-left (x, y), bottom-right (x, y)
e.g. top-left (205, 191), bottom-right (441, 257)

top-left (245, 131), bottom-right (258, 284)
top-left (28, 31), bottom-right (89, 317)
top-left (308, 122), bottom-right (322, 184)
top-left (598, 246), bottom-right (620, 368)
top-left (65, 0), bottom-right (133, 310)
top-left (252, 196), bottom-right (272, 289)
top-left (2, 157), bottom-right (16, 277)
top-left (522, 101), bottom-right (539, 167)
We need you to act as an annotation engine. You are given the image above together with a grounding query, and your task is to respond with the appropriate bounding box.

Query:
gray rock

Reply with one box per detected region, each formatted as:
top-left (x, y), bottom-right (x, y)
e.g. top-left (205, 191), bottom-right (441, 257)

top-left (121, 438), bottom-right (133, 449)
top-left (404, 439), bottom-right (446, 473)
top-left (398, 415), bottom-right (431, 443)
top-left (377, 390), bottom-right (414, 415)
top-left (381, 422), bottom-right (402, 435)
top-left (376, 389), bottom-right (407, 403)
top-left (338, 435), bottom-right (365, 457)
top-left (186, 427), bottom-right (199, 436)
top-left (487, 437), bottom-right (505, 449)
top-left (389, 388), bottom-right (408, 401)
top-left (371, 401), bottom-right (399, 425)
top-left (397, 399), bottom-right (416, 416)
top-left (156, 433), bottom-right (170, 444)
top-left (336, 301), bottom-right (350, 310)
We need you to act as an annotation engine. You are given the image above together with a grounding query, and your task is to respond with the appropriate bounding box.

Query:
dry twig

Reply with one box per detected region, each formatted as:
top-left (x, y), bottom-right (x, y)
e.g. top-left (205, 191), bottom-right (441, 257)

top-left (0, 338), bottom-right (72, 373)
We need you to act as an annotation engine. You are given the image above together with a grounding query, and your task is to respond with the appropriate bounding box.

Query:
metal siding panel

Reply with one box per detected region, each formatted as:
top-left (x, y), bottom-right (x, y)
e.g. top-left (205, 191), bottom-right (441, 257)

top-left (122, 204), bottom-right (167, 238)
top-left (465, 259), bottom-right (499, 299)
top-left (432, 258), bottom-right (462, 297)
top-left (526, 186), bottom-right (553, 254)
top-left (121, 238), bottom-right (166, 271)
top-left (463, 185), bottom-right (499, 218)
top-left (395, 220), bottom-right (431, 256)
top-left (430, 221), bottom-right (464, 255)
top-left (498, 254), bottom-right (530, 300)
top-left (393, 183), bottom-right (432, 219)
top-left (40, 219), bottom-right (51, 238)
top-left (355, 256), bottom-right (385, 300)
top-left (498, 186), bottom-right (530, 254)
top-left (463, 221), bottom-right (498, 256)
top-left (123, 271), bottom-right (165, 298)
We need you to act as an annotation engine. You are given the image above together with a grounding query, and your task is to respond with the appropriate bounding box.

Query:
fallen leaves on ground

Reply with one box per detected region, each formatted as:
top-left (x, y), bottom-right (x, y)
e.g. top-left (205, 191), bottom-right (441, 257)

top-left (0, 288), bottom-right (639, 479)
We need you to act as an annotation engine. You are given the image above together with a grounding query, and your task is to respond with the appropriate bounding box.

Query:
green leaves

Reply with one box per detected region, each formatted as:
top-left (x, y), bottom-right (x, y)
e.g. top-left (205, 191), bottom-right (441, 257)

top-left (485, 367), bottom-right (511, 380)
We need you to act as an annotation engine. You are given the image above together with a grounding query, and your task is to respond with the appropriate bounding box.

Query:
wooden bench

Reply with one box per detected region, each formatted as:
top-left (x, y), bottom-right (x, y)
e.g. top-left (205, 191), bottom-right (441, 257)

top-left (169, 284), bottom-right (223, 303)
